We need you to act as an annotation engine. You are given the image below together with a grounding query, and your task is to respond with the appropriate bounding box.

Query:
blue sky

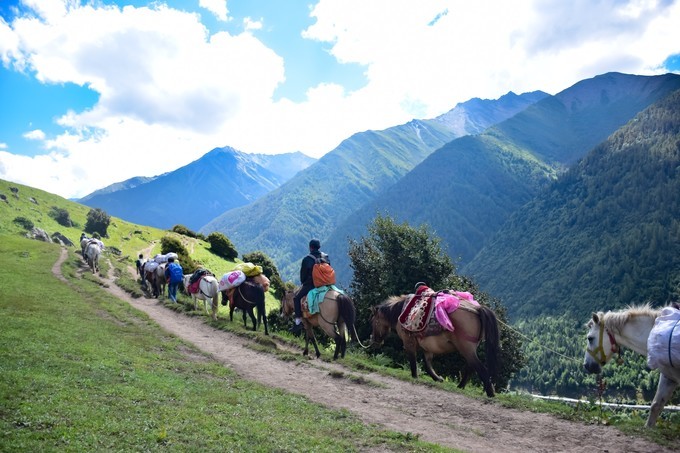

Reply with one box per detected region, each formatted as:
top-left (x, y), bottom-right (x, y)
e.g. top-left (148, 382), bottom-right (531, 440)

top-left (1, 0), bottom-right (679, 198)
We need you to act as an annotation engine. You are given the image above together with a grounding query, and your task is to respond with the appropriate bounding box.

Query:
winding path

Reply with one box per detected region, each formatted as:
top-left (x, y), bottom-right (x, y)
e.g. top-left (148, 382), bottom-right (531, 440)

top-left (55, 248), bottom-right (672, 453)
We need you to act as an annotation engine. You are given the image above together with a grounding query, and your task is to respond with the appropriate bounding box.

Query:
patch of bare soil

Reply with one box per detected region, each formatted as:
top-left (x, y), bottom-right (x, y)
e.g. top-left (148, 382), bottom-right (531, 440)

top-left (54, 248), bottom-right (671, 453)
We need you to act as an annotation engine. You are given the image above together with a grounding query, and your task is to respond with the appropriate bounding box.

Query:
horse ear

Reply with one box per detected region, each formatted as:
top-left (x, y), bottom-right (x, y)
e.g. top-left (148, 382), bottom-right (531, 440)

top-left (591, 313), bottom-right (599, 324)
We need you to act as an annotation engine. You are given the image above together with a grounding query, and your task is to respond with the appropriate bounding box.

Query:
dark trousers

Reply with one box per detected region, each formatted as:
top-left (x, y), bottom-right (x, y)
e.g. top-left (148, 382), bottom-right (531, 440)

top-left (293, 282), bottom-right (314, 318)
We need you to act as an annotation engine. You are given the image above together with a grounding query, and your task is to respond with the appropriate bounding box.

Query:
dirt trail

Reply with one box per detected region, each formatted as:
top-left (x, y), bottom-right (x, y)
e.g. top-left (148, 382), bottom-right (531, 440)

top-left (55, 248), bottom-right (671, 453)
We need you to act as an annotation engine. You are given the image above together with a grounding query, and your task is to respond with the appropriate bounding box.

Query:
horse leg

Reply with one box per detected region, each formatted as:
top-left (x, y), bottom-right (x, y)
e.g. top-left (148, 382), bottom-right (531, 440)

top-left (247, 309), bottom-right (257, 331)
top-left (647, 374), bottom-right (678, 427)
top-left (211, 298), bottom-right (218, 321)
top-left (466, 355), bottom-right (495, 397)
top-left (303, 322), bottom-right (321, 358)
top-left (229, 306), bottom-right (235, 322)
top-left (422, 351), bottom-right (444, 382)
top-left (458, 366), bottom-right (473, 389)
top-left (401, 335), bottom-right (419, 378)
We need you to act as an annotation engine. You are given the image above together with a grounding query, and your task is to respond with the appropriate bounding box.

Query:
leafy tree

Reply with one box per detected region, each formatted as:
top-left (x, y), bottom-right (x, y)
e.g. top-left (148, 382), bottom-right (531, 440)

top-left (49, 206), bottom-right (73, 227)
top-left (207, 232), bottom-right (238, 260)
top-left (85, 208), bottom-right (111, 237)
top-left (349, 214), bottom-right (524, 391)
top-left (160, 236), bottom-right (198, 274)
top-left (242, 251), bottom-right (285, 298)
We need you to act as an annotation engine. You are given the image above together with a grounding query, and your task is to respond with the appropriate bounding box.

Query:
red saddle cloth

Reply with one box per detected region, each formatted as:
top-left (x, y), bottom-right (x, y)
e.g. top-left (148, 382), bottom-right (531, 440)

top-left (188, 278), bottom-right (201, 294)
top-left (399, 286), bottom-right (437, 333)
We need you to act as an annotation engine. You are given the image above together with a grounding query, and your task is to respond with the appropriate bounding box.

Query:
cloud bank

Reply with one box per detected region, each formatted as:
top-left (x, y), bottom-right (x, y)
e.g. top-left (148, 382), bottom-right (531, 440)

top-left (0, 0), bottom-right (678, 198)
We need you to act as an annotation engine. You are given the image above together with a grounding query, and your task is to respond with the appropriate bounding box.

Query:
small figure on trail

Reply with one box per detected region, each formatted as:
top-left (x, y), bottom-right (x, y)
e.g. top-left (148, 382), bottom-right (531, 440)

top-left (135, 253), bottom-right (146, 284)
top-left (289, 238), bottom-right (329, 336)
top-left (164, 256), bottom-right (184, 303)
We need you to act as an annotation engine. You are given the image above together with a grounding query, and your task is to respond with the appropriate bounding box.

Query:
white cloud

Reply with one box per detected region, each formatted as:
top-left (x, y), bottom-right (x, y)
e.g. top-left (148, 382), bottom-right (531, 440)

top-left (23, 129), bottom-right (46, 140)
top-left (1, 0), bottom-right (679, 199)
top-left (243, 17), bottom-right (262, 30)
top-left (0, 142), bottom-right (7, 150)
top-left (199, 0), bottom-right (229, 22)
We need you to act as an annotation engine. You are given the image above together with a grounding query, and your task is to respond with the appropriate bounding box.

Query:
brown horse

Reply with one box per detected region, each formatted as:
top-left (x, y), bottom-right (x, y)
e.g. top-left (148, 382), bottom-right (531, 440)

top-left (282, 287), bottom-right (358, 359)
top-left (221, 279), bottom-right (269, 335)
top-left (371, 294), bottom-right (500, 397)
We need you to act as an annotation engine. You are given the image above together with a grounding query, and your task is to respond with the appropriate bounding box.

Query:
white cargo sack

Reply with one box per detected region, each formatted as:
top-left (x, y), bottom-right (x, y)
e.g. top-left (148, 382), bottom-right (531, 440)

top-left (154, 252), bottom-right (178, 263)
top-left (647, 307), bottom-right (680, 370)
top-left (218, 270), bottom-right (246, 292)
top-left (144, 261), bottom-right (160, 272)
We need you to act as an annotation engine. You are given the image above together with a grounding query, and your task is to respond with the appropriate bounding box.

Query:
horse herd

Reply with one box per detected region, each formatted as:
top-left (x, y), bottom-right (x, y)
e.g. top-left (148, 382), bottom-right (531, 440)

top-left (77, 244), bottom-right (679, 426)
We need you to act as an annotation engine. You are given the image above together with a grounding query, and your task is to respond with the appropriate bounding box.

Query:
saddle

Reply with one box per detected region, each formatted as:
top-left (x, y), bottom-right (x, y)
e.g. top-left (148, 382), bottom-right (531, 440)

top-left (399, 286), bottom-right (437, 333)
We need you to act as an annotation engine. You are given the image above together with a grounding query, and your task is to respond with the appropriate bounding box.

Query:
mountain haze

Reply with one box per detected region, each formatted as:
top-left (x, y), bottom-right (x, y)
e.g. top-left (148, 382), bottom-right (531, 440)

top-left (201, 91), bottom-right (548, 280)
top-left (80, 148), bottom-right (315, 231)
top-left (326, 72), bottom-right (680, 286)
top-left (465, 88), bottom-right (680, 320)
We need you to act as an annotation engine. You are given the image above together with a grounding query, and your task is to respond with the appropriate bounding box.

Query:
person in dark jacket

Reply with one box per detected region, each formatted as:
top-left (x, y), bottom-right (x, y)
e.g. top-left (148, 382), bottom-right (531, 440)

top-left (289, 238), bottom-right (329, 335)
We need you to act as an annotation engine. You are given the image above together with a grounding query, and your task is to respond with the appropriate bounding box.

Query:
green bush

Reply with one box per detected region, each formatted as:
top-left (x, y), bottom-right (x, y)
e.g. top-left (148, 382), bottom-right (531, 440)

top-left (160, 236), bottom-right (198, 274)
top-left (207, 232), bottom-right (238, 260)
top-left (13, 216), bottom-right (34, 230)
top-left (49, 206), bottom-right (73, 227)
top-left (85, 208), bottom-right (111, 237)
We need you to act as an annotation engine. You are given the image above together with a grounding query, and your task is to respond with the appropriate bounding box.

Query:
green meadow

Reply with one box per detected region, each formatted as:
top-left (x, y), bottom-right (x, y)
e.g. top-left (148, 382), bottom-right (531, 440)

top-left (1, 178), bottom-right (678, 450)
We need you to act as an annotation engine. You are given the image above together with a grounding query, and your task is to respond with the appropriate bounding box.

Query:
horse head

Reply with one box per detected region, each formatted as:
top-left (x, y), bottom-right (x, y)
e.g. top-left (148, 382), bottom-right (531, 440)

top-left (370, 305), bottom-right (391, 348)
top-left (583, 312), bottom-right (617, 374)
top-left (280, 288), bottom-right (296, 318)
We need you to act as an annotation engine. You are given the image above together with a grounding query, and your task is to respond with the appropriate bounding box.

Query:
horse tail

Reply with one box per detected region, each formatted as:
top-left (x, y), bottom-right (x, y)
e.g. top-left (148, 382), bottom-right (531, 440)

top-left (478, 305), bottom-right (500, 382)
top-left (337, 294), bottom-right (358, 343)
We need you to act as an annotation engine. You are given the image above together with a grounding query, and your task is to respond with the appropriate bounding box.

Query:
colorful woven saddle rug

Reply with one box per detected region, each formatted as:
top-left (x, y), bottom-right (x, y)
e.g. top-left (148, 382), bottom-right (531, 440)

top-left (398, 290), bottom-right (437, 333)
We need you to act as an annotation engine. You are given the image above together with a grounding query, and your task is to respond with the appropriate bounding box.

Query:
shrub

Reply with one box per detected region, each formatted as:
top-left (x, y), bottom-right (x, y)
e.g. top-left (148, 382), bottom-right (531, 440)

top-left (49, 206), bottom-right (73, 227)
top-left (85, 208), bottom-right (111, 237)
top-left (160, 236), bottom-right (198, 274)
top-left (171, 224), bottom-right (199, 238)
top-left (207, 232), bottom-right (238, 260)
top-left (13, 216), bottom-right (34, 230)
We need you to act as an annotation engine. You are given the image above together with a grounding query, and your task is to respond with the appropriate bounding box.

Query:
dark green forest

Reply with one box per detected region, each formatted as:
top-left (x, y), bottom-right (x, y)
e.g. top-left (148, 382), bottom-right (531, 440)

top-left (468, 89), bottom-right (680, 401)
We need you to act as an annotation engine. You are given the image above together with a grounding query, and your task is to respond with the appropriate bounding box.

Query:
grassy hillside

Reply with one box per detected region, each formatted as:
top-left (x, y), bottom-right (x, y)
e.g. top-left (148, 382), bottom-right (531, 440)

top-left (0, 235), bottom-right (439, 451)
top-left (465, 88), bottom-right (680, 320)
top-left (0, 178), bottom-right (279, 312)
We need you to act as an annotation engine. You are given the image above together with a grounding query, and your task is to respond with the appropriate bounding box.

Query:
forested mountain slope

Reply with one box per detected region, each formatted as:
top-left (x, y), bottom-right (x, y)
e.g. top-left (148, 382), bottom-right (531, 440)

top-left (466, 88), bottom-right (680, 320)
top-left (201, 92), bottom-right (547, 280)
top-left (326, 73), bottom-right (680, 287)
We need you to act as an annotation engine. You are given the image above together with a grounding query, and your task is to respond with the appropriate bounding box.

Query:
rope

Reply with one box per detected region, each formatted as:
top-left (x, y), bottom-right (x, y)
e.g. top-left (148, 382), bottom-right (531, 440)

top-left (496, 317), bottom-right (583, 364)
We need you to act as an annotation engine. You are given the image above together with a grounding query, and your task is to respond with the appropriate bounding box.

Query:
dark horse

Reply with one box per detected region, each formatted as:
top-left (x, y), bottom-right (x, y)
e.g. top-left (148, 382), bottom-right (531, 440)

top-left (221, 279), bottom-right (269, 335)
top-left (371, 295), bottom-right (500, 397)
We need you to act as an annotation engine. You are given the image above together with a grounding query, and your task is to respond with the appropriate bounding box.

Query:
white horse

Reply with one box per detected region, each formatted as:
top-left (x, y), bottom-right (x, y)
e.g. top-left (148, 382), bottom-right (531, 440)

top-left (84, 242), bottom-right (101, 274)
top-left (183, 274), bottom-right (220, 320)
top-left (584, 304), bottom-right (680, 427)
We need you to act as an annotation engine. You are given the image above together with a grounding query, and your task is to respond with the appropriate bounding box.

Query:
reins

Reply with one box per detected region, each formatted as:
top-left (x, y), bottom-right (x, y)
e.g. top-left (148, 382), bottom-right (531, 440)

top-left (495, 317), bottom-right (584, 364)
top-left (586, 320), bottom-right (621, 366)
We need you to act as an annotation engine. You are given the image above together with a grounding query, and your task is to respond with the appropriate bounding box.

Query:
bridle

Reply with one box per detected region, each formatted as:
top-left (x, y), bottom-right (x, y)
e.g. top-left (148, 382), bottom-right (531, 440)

top-left (587, 321), bottom-right (620, 365)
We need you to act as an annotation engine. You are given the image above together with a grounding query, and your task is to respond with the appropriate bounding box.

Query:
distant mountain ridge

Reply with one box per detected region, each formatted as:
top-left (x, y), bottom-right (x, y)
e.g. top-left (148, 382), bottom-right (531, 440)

top-left (325, 72), bottom-right (680, 287)
top-left (465, 87), bottom-right (680, 320)
top-left (79, 148), bottom-right (315, 231)
top-left (200, 90), bottom-right (549, 280)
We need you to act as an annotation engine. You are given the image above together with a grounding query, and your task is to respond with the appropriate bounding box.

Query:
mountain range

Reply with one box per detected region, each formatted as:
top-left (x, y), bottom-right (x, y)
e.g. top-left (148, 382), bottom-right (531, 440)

top-left (201, 90), bottom-right (548, 279)
top-left (75, 71), bottom-right (680, 322)
top-left (79, 148), bottom-right (316, 231)
top-left (465, 87), bottom-right (680, 319)
top-left (326, 72), bottom-right (680, 289)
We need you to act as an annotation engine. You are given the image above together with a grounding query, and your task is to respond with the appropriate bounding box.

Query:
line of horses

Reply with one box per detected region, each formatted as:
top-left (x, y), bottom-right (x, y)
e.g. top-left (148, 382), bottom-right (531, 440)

top-left (118, 251), bottom-right (680, 424)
